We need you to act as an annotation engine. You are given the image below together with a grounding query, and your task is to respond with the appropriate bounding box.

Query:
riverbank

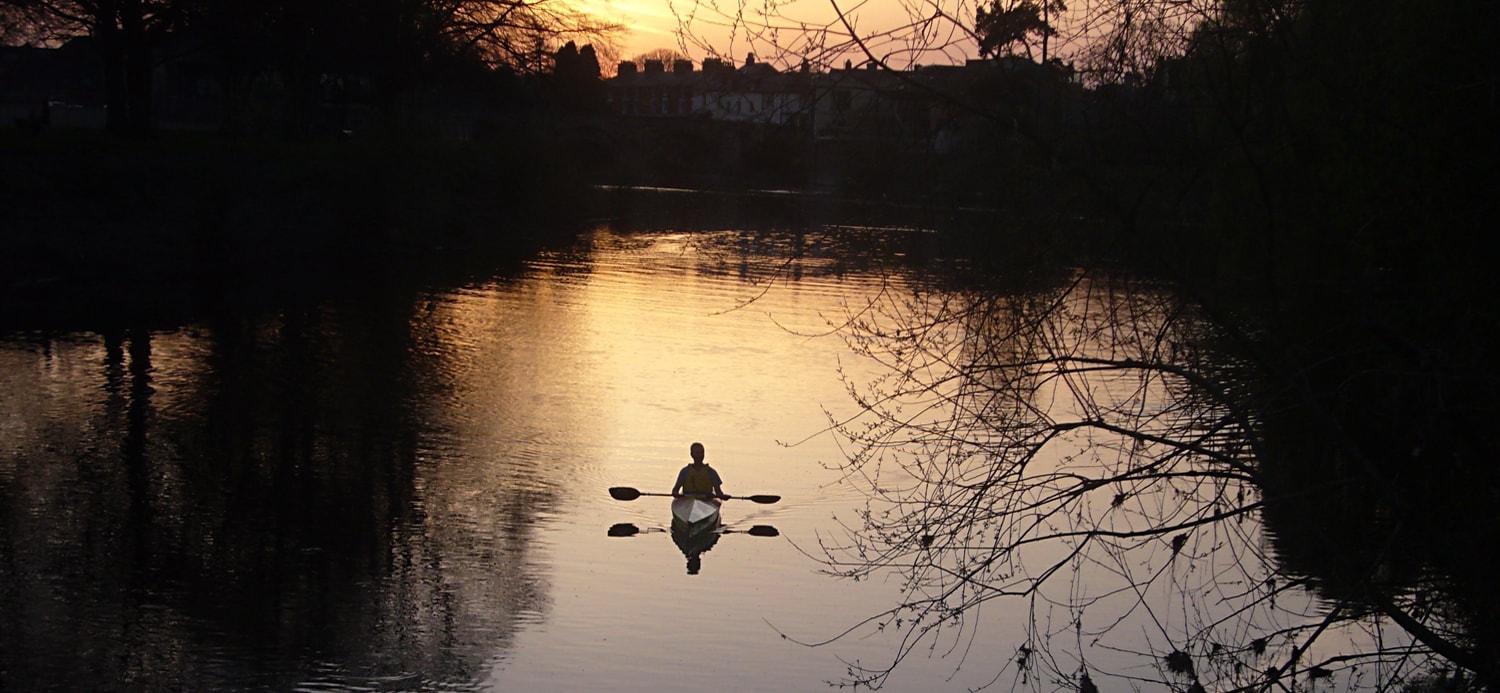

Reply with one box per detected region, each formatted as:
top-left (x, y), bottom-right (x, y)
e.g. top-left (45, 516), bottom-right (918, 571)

top-left (1, 130), bottom-right (584, 330)
top-left (2, 126), bottom-right (1109, 331)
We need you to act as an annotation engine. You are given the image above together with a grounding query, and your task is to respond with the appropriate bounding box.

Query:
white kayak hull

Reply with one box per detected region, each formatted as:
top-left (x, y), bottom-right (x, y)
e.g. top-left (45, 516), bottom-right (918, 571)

top-left (671, 496), bottom-right (721, 533)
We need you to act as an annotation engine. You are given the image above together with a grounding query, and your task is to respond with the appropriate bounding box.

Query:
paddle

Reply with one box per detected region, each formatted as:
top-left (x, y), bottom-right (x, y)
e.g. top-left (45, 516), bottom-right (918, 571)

top-left (608, 486), bottom-right (781, 504)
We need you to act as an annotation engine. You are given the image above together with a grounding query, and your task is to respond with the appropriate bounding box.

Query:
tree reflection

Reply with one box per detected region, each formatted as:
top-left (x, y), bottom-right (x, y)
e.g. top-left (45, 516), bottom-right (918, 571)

top-left (809, 269), bottom-right (1492, 690)
top-left (0, 282), bottom-right (555, 690)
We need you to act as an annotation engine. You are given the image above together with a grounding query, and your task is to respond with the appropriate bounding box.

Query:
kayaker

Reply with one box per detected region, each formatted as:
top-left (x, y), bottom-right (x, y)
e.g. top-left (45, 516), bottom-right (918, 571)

top-left (671, 442), bottom-right (726, 499)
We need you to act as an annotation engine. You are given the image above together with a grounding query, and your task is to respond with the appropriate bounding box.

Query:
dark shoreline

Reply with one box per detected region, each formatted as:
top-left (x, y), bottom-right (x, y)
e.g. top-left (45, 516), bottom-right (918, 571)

top-left (0, 130), bottom-right (587, 331)
top-left (1, 128), bottom-right (1093, 332)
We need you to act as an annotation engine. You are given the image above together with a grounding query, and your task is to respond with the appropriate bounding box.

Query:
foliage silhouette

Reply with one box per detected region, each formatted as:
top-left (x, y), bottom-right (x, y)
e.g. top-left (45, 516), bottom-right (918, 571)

top-left (0, 0), bottom-right (621, 135)
top-left (686, 0), bottom-right (1500, 688)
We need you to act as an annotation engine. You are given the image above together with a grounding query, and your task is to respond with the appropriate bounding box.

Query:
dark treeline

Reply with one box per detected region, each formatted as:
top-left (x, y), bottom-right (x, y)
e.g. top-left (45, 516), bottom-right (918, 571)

top-left (0, 132), bottom-right (590, 334)
top-left (752, 0), bottom-right (1500, 688)
top-left (1, 0), bottom-right (621, 330)
top-left (1093, 0), bottom-right (1500, 685)
top-left (0, 0), bottom-right (618, 137)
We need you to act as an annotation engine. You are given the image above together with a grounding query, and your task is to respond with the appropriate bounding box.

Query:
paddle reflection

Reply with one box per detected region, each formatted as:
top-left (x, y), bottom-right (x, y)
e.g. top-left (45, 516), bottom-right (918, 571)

top-left (605, 523), bottom-right (779, 538)
top-left (607, 523), bottom-right (641, 537)
top-left (604, 522), bottom-right (781, 574)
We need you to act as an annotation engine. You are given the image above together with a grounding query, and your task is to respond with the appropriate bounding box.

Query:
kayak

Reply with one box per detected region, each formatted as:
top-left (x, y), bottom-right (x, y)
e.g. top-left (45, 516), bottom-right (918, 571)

top-left (671, 496), bottom-right (722, 535)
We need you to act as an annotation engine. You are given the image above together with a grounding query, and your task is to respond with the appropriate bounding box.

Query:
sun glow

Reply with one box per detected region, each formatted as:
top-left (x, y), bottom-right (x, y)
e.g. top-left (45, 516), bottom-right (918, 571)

top-left (576, 0), bottom-right (984, 69)
top-left (579, 0), bottom-right (1201, 77)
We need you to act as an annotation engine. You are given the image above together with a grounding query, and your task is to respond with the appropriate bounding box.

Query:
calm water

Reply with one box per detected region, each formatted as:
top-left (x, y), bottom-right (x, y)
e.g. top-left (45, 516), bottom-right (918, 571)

top-left (0, 194), bottom-right (1394, 691)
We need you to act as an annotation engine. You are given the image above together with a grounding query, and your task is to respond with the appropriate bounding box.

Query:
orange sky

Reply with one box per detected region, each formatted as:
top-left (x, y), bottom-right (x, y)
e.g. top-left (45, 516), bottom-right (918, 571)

top-left (580, 0), bottom-right (987, 71)
top-left (584, 0), bottom-right (1187, 77)
top-left (574, 0), bottom-right (683, 60)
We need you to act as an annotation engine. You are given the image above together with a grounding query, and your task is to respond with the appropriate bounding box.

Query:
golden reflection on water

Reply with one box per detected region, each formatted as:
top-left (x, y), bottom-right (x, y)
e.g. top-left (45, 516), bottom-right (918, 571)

top-left (0, 220), bottom-right (1391, 692)
top-left (504, 226), bottom-right (901, 493)
top-left (389, 224), bottom-right (936, 691)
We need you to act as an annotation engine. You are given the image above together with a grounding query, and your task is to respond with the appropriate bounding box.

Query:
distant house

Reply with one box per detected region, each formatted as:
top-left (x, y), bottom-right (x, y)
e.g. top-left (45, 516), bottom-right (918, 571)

top-left (603, 55), bottom-right (1048, 148)
top-left (809, 62), bottom-right (916, 141)
top-left (606, 54), bottom-right (812, 128)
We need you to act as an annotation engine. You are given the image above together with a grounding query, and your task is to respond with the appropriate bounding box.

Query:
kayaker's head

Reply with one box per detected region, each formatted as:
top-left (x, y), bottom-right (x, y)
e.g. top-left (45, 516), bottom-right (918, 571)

top-left (690, 442), bottom-right (705, 464)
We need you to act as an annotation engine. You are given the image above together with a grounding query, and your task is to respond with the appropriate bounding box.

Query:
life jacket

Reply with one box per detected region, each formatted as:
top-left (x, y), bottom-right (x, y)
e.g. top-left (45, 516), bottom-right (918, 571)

top-left (681, 463), bottom-right (717, 495)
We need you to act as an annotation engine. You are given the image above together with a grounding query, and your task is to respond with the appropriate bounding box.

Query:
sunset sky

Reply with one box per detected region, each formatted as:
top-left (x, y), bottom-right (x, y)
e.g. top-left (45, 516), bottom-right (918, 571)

top-left (580, 0), bottom-right (988, 71)
top-left (583, 0), bottom-right (1188, 79)
top-left (578, 0), bottom-right (683, 60)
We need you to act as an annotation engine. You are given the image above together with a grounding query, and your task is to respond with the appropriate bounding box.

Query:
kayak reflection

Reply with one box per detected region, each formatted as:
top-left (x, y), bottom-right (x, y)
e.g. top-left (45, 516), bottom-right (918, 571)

top-left (673, 524), bottom-right (721, 575)
top-left (606, 510), bottom-right (780, 575)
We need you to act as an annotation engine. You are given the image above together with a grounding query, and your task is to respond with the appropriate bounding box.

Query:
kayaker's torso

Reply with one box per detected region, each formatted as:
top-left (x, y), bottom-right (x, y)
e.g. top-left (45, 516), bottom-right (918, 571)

top-left (677, 462), bottom-right (721, 495)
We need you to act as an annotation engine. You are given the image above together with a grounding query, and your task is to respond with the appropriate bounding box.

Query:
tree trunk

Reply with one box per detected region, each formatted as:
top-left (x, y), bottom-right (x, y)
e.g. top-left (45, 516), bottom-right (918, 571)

top-left (96, 0), bottom-right (155, 137)
top-left (121, 0), bottom-right (154, 136)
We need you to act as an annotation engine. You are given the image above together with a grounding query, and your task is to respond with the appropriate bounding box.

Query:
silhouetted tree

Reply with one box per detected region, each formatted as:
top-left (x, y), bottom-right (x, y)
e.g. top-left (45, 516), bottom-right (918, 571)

top-left (803, 256), bottom-right (1497, 689)
top-left (630, 48), bottom-right (689, 66)
top-left (549, 40), bottom-right (603, 109)
top-left (685, 0), bottom-right (1500, 688)
top-left (975, 0), bottom-right (1063, 59)
top-left (0, 0), bottom-right (177, 136)
top-left (1, 0), bottom-right (622, 135)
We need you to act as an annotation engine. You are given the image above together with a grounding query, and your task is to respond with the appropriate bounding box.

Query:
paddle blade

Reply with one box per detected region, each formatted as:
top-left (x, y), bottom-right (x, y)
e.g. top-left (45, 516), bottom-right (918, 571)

top-left (745, 494), bottom-right (781, 504)
top-left (608, 487), bottom-right (643, 501)
top-left (608, 523), bottom-right (641, 537)
top-left (748, 525), bottom-right (780, 537)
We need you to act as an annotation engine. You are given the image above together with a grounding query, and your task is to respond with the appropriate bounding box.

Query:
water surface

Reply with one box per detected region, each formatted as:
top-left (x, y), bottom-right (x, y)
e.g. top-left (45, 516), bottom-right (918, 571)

top-left (1, 215), bottom-right (1016, 691)
top-left (0, 198), bottom-right (1388, 691)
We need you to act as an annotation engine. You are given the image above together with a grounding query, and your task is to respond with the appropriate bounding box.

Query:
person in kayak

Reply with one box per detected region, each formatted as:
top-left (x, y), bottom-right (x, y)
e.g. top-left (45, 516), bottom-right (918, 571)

top-left (671, 442), bottom-right (726, 499)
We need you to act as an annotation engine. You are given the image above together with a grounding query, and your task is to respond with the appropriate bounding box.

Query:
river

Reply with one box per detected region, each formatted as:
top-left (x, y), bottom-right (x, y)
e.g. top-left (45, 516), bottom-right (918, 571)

top-left (0, 190), bottom-right (1415, 691)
